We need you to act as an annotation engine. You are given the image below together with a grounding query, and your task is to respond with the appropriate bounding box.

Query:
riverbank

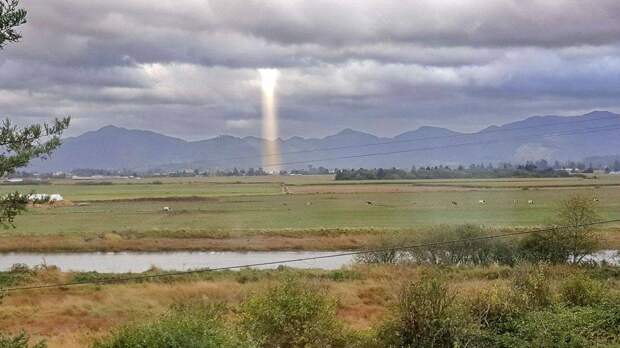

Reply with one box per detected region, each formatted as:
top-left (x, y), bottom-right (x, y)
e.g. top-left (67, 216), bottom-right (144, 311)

top-left (0, 227), bottom-right (619, 252)
top-left (0, 232), bottom-right (375, 252)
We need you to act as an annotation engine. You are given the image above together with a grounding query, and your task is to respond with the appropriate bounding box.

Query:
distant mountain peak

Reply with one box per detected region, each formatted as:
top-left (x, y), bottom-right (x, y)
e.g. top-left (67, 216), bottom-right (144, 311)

top-left (583, 110), bottom-right (618, 117)
top-left (481, 125), bottom-right (500, 132)
top-left (99, 124), bottom-right (122, 131)
top-left (336, 128), bottom-right (361, 135)
top-left (395, 126), bottom-right (458, 139)
top-left (416, 126), bottom-right (451, 132)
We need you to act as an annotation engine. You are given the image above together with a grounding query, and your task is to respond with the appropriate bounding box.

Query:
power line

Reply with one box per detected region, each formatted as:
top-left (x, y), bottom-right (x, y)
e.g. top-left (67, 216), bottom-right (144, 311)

top-left (205, 114), bottom-right (620, 164)
top-left (258, 123), bottom-right (620, 168)
top-left (5, 218), bottom-right (619, 293)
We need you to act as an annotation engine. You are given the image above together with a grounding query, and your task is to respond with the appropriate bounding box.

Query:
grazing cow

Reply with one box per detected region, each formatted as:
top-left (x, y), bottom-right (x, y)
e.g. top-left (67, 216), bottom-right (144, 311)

top-left (49, 193), bottom-right (64, 202)
top-left (28, 193), bottom-right (49, 203)
top-left (451, 201), bottom-right (458, 206)
top-left (163, 206), bottom-right (171, 212)
top-left (478, 200), bottom-right (486, 204)
top-left (528, 200), bottom-right (534, 205)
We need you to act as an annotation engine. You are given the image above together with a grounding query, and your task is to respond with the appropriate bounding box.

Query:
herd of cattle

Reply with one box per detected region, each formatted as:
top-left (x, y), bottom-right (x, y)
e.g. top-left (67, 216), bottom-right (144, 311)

top-left (27, 193), bottom-right (64, 203)
top-left (475, 199), bottom-right (534, 205)
top-left (450, 197), bottom-right (599, 206)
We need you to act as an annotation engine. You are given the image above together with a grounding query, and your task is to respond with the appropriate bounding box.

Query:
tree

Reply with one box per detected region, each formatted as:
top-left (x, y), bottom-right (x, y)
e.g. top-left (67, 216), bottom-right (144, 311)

top-left (556, 194), bottom-right (601, 263)
top-left (0, 0), bottom-right (70, 226)
top-left (0, 119), bottom-right (71, 227)
top-left (0, 0), bottom-right (26, 49)
top-left (520, 195), bottom-right (600, 263)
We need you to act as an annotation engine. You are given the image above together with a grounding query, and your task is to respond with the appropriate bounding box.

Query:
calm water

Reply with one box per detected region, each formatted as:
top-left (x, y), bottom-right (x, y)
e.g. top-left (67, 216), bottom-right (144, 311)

top-left (0, 250), bottom-right (617, 273)
top-left (0, 251), bottom-right (355, 273)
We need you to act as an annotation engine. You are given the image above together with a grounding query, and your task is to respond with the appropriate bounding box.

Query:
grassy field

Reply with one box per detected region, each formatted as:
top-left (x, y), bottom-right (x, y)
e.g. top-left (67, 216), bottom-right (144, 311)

top-left (1, 175), bottom-right (619, 251)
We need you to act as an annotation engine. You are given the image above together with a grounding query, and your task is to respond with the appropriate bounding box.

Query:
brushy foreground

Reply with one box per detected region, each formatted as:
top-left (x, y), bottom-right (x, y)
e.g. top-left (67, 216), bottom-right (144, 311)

top-left (2, 262), bottom-right (618, 348)
top-left (83, 265), bottom-right (620, 348)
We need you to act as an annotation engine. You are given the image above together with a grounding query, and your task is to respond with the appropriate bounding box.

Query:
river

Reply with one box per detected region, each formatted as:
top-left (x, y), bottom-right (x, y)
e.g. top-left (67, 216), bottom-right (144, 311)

top-left (0, 250), bottom-right (617, 273)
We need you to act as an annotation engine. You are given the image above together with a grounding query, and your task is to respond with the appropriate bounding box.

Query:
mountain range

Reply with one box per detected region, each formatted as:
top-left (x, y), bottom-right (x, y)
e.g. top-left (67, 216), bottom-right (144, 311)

top-left (27, 111), bottom-right (620, 172)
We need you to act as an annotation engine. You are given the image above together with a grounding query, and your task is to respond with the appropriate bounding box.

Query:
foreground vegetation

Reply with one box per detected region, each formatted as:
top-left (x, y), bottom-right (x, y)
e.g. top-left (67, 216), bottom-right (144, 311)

top-left (0, 262), bottom-right (618, 348)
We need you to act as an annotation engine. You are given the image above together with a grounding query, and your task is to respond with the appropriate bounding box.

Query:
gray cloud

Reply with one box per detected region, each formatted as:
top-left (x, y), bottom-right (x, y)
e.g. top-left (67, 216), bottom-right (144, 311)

top-left (1, 0), bottom-right (620, 139)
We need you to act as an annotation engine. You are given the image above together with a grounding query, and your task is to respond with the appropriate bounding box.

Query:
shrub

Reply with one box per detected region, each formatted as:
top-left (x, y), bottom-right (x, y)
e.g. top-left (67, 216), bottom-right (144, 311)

top-left (511, 264), bottom-right (553, 309)
top-left (0, 332), bottom-right (46, 348)
top-left (93, 303), bottom-right (247, 348)
top-left (0, 264), bottom-right (37, 289)
top-left (468, 285), bottom-right (524, 330)
top-left (518, 231), bottom-right (569, 264)
top-left (355, 234), bottom-right (401, 264)
top-left (496, 304), bottom-right (620, 347)
top-left (323, 269), bottom-right (362, 282)
top-left (559, 274), bottom-right (605, 307)
top-left (377, 272), bottom-right (480, 347)
top-left (238, 279), bottom-right (346, 348)
top-left (406, 225), bottom-right (518, 266)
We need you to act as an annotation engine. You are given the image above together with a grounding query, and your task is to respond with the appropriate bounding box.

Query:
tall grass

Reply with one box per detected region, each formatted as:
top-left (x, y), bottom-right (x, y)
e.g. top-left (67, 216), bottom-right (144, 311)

top-left (0, 332), bottom-right (45, 348)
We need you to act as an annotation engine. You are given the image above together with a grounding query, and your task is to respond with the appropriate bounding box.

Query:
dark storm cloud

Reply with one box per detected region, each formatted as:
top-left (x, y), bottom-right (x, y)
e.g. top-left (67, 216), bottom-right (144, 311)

top-left (1, 0), bottom-right (620, 139)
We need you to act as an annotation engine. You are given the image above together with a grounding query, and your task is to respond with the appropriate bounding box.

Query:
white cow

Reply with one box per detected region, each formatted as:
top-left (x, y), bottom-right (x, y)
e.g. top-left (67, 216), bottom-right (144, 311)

top-left (49, 193), bottom-right (64, 202)
top-left (162, 206), bottom-right (171, 212)
top-left (478, 200), bottom-right (486, 204)
top-left (28, 193), bottom-right (49, 202)
top-left (528, 200), bottom-right (535, 205)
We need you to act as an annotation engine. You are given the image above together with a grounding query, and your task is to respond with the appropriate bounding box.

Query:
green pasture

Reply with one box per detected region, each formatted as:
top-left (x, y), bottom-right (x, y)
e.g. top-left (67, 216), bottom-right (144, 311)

top-left (1, 178), bottom-right (619, 237)
top-left (0, 181), bottom-right (283, 201)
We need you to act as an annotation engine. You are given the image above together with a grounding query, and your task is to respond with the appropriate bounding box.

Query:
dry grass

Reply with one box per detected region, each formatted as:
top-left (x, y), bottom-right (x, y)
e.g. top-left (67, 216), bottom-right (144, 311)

top-left (4, 263), bottom-right (613, 347)
top-left (1, 227), bottom-right (618, 252)
top-left (0, 233), bottom-right (376, 252)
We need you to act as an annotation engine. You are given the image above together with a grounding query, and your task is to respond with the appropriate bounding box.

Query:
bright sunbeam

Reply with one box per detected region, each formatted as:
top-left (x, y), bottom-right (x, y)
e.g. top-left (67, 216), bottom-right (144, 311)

top-left (259, 68), bottom-right (281, 173)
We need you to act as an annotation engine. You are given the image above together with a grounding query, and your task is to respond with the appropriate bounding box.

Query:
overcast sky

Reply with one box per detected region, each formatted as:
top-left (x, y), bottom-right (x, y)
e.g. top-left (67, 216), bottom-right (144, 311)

top-left (2, 0), bottom-right (620, 140)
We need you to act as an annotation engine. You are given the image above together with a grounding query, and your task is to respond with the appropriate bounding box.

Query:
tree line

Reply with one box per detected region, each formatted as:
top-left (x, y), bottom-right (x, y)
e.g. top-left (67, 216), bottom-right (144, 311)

top-left (335, 161), bottom-right (575, 180)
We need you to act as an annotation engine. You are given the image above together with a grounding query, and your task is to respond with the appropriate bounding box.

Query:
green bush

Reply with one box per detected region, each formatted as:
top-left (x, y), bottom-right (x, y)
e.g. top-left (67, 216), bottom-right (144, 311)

top-left (511, 264), bottom-right (553, 309)
top-left (495, 304), bottom-right (620, 347)
top-left (377, 272), bottom-right (480, 347)
top-left (518, 231), bottom-right (570, 264)
top-left (238, 279), bottom-right (346, 348)
top-left (468, 285), bottom-right (524, 330)
top-left (559, 274), bottom-right (605, 307)
top-left (0, 332), bottom-right (46, 348)
top-left (93, 304), bottom-right (247, 348)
